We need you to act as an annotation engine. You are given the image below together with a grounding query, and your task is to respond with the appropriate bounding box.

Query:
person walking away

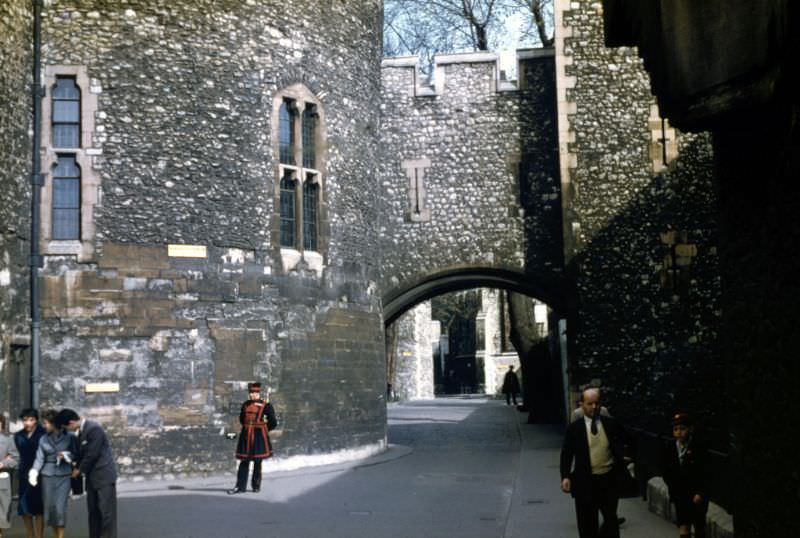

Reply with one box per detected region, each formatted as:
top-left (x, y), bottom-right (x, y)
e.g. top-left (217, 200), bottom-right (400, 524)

top-left (58, 409), bottom-right (117, 538)
top-left (228, 382), bottom-right (277, 494)
top-left (0, 415), bottom-right (20, 537)
top-left (501, 365), bottom-right (521, 406)
top-left (661, 412), bottom-right (711, 538)
top-left (560, 387), bottom-right (628, 538)
top-left (28, 410), bottom-right (78, 538)
top-left (14, 409), bottom-right (45, 538)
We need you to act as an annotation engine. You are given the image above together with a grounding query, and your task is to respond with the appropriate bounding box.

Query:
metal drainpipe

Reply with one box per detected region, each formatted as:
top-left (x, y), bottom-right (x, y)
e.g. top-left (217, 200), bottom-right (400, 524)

top-left (30, 0), bottom-right (44, 410)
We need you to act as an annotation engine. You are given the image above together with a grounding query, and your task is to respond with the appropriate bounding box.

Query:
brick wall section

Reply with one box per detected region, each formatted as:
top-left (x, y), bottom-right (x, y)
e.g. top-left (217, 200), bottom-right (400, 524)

top-left (0, 0), bottom-right (32, 417)
top-left (560, 1), bottom-right (724, 444)
top-left (379, 53), bottom-right (562, 296)
top-left (32, 0), bottom-right (386, 476)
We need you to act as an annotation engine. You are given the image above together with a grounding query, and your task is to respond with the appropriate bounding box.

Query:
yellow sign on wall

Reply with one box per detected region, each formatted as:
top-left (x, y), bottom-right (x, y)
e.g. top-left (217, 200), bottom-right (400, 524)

top-left (167, 244), bottom-right (208, 258)
top-left (84, 382), bottom-right (121, 393)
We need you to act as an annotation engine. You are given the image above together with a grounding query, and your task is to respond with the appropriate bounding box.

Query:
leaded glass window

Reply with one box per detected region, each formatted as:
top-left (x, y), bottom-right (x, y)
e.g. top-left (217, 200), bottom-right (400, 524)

top-left (303, 176), bottom-right (318, 251)
top-left (52, 77), bottom-right (80, 148)
top-left (52, 155), bottom-right (80, 240)
top-left (279, 100), bottom-right (295, 165)
top-left (302, 105), bottom-right (316, 169)
top-left (280, 171), bottom-right (297, 247)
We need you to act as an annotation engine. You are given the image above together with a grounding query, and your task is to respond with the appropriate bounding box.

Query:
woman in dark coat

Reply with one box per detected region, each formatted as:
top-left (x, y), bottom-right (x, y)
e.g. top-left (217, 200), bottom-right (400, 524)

top-left (13, 409), bottom-right (44, 538)
top-left (661, 412), bottom-right (711, 538)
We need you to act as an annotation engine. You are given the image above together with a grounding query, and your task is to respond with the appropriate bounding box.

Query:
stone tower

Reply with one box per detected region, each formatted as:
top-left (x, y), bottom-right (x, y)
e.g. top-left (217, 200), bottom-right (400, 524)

top-left (2, 0), bottom-right (387, 476)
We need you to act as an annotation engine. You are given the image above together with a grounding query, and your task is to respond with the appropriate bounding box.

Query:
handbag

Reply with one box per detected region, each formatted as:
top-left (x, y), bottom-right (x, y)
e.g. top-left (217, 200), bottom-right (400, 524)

top-left (70, 475), bottom-right (84, 495)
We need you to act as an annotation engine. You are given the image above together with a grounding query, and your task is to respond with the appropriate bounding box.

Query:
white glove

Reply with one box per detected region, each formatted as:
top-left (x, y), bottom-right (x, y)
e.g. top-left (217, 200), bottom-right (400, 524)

top-left (28, 469), bottom-right (38, 487)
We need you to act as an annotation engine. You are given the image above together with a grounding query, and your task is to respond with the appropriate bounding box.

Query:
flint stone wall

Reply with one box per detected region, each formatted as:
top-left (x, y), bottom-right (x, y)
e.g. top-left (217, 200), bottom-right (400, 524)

top-left (390, 301), bottom-right (434, 401)
top-left (35, 0), bottom-right (386, 477)
top-left (0, 0), bottom-right (33, 419)
top-left (379, 52), bottom-right (562, 298)
top-left (559, 1), bottom-right (724, 445)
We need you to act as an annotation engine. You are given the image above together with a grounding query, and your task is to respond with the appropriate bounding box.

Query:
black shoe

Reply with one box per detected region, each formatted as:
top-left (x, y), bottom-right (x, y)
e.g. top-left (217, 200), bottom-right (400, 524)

top-left (252, 487), bottom-right (260, 493)
top-left (227, 487), bottom-right (244, 495)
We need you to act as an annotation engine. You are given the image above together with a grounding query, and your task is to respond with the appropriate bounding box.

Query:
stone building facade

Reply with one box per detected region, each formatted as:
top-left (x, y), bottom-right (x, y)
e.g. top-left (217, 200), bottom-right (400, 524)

top-left (0, 0), bottom-right (33, 417)
top-left (386, 302), bottom-right (435, 401)
top-left (379, 50), bottom-right (563, 302)
top-left (555, 0), bottom-right (723, 444)
top-left (3, 0), bottom-right (388, 477)
top-left (1, 0), bottom-right (725, 484)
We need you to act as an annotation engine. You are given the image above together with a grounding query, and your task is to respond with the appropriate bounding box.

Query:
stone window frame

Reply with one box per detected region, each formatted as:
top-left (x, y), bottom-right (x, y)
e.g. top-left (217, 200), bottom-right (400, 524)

top-left (271, 84), bottom-right (327, 276)
top-left (40, 65), bottom-right (101, 261)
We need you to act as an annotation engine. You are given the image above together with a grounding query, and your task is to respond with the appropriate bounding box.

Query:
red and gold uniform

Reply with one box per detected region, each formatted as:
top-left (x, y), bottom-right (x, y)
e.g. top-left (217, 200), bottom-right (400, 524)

top-left (235, 396), bottom-right (276, 459)
top-left (228, 382), bottom-right (277, 494)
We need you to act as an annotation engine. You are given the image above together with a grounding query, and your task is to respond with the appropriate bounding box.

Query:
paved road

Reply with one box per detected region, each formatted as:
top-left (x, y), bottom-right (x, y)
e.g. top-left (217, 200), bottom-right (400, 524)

top-left (3, 397), bottom-right (677, 537)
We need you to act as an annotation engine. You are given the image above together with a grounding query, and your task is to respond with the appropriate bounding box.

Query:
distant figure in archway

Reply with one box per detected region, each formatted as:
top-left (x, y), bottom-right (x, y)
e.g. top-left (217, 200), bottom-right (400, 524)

top-left (501, 366), bottom-right (521, 406)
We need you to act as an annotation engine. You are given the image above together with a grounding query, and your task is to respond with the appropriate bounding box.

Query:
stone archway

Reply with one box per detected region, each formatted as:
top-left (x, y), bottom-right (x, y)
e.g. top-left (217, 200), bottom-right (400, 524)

top-left (382, 267), bottom-right (569, 325)
top-left (382, 267), bottom-right (571, 421)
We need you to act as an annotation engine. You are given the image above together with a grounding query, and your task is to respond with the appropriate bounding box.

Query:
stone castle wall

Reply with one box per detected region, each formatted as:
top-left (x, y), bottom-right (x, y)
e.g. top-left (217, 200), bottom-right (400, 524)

top-left (379, 51), bottom-right (562, 298)
top-left (0, 0), bottom-right (33, 420)
top-left (556, 0), bottom-right (724, 443)
top-left (390, 301), bottom-right (434, 400)
top-left (32, 0), bottom-right (386, 477)
top-left (1, 0), bottom-right (726, 481)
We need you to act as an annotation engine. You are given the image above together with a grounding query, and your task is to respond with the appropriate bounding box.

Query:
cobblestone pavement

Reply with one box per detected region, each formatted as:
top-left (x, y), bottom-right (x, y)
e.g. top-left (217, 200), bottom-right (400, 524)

top-left (3, 397), bottom-right (677, 537)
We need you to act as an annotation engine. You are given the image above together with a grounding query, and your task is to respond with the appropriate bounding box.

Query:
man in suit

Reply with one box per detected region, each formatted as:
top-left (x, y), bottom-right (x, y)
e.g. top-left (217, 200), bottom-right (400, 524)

top-left (57, 409), bottom-right (117, 538)
top-left (560, 387), bottom-right (627, 538)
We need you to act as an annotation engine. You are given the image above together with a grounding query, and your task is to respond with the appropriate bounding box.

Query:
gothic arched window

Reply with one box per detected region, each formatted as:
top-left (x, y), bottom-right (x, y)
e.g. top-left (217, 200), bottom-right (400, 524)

top-left (52, 76), bottom-right (81, 148)
top-left (273, 85), bottom-right (325, 269)
top-left (51, 155), bottom-right (81, 240)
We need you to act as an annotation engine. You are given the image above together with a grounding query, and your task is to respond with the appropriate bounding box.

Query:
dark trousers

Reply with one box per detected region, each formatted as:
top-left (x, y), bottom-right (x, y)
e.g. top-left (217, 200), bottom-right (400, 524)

top-left (674, 496), bottom-right (708, 537)
top-left (86, 482), bottom-right (116, 538)
top-left (236, 459), bottom-right (263, 490)
top-left (574, 472), bottom-right (619, 538)
top-left (505, 392), bottom-right (518, 405)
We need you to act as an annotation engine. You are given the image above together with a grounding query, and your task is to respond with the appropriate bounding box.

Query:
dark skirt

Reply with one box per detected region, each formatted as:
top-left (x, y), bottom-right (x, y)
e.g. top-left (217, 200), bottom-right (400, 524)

top-left (17, 479), bottom-right (43, 516)
top-left (235, 425), bottom-right (272, 460)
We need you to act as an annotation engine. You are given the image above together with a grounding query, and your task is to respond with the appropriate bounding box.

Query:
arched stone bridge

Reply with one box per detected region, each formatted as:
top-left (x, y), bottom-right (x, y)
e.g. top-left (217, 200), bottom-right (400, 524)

top-left (379, 50), bottom-right (565, 321)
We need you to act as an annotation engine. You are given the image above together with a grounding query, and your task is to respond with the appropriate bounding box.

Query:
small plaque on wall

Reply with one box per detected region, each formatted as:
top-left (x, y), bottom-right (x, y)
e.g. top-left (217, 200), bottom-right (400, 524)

top-left (167, 244), bottom-right (208, 258)
top-left (84, 382), bottom-right (120, 393)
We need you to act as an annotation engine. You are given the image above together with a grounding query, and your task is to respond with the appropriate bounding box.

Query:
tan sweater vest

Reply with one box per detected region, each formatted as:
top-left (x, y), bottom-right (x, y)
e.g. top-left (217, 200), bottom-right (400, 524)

top-left (588, 421), bottom-right (615, 475)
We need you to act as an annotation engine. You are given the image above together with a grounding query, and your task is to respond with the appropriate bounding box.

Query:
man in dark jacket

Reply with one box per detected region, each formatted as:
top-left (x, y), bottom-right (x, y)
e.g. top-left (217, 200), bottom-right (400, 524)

top-left (661, 412), bottom-right (711, 538)
top-left (560, 387), bottom-right (627, 538)
top-left (58, 409), bottom-right (117, 538)
top-left (501, 365), bottom-right (521, 406)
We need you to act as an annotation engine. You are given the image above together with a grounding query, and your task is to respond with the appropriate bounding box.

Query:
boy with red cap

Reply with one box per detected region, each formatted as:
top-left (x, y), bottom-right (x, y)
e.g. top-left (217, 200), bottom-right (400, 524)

top-left (661, 412), bottom-right (711, 538)
top-left (227, 382), bottom-right (277, 494)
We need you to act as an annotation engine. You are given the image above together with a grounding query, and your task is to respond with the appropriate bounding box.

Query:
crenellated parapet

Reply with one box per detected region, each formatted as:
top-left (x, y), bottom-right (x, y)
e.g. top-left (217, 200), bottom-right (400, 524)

top-left (379, 46), bottom-right (563, 307)
top-left (381, 48), bottom-right (555, 98)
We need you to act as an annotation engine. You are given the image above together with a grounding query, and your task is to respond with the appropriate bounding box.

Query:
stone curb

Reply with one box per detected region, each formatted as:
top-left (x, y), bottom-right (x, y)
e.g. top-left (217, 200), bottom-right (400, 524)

top-left (647, 477), bottom-right (734, 538)
top-left (114, 443), bottom-right (413, 497)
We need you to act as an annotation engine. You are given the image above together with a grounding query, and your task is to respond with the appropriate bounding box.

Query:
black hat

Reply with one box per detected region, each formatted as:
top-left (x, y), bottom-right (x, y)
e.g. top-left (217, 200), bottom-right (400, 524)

top-left (671, 412), bottom-right (692, 426)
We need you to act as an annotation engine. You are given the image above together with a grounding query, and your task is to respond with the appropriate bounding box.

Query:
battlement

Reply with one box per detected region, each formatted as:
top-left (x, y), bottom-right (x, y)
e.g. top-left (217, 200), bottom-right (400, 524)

top-left (381, 48), bottom-right (554, 97)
